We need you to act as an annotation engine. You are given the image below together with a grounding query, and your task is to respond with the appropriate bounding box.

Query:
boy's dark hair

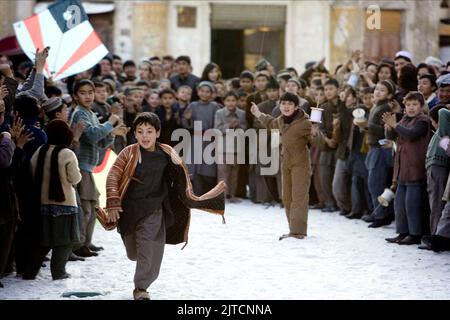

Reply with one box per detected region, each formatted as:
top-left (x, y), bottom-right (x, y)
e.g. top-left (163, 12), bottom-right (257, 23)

top-left (150, 56), bottom-right (161, 62)
top-left (298, 79), bottom-right (308, 90)
top-left (324, 78), bottom-right (340, 89)
top-left (429, 104), bottom-right (446, 123)
top-left (419, 73), bottom-right (437, 90)
top-left (123, 60), bottom-right (136, 68)
top-left (311, 78), bottom-right (322, 87)
top-left (175, 55), bottom-right (191, 65)
top-left (403, 91), bottom-right (425, 106)
top-left (267, 78), bottom-right (280, 90)
top-left (93, 81), bottom-right (107, 89)
top-left (236, 89), bottom-right (247, 98)
top-left (101, 56), bottom-right (112, 64)
top-left (223, 91), bottom-right (238, 100)
top-left (136, 80), bottom-right (150, 87)
top-left (133, 112), bottom-right (161, 132)
top-left (417, 63), bottom-right (437, 76)
top-left (255, 72), bottom-right (270, 81)
top-left (345, 86), bottom-right (357, 98)
top-left (279, 92), bottom-right (299, 106)
top-left (73, 79), bottom-right (95, 95)
top-left (162, 55), bottom-right (174, 62)
top-left (177, 85), bottom-right (192, 92)
top-left (159, 88), bottom-right (176, 99)
top-left (45, 86), bottom-right (62, 98)
top-left (112, 54), bottom-right (122, 61)
top-left (14, 71), bottom-right (26, 82)
top-left (229, 78), bottom-right (240, 90)
top-left (361, 86), bottom-right (374, 95)
top-left (14, 95), bottom-right (40, 118)
top-left (315, 86), bottom-right (324, 92)
top-left (46, 119), bottom-right (73, 147)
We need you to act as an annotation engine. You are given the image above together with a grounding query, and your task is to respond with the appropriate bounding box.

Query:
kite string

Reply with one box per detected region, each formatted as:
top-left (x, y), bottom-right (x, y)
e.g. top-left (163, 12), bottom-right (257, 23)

top-left (52, 35), bottom-right (64, 79)
top-left (258, 5), bottom-right (270, 59)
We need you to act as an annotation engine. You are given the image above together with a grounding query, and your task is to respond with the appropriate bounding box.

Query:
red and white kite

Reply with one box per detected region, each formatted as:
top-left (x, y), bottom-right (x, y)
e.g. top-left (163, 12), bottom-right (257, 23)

top-left (13, 0), bottom-right (109, 81)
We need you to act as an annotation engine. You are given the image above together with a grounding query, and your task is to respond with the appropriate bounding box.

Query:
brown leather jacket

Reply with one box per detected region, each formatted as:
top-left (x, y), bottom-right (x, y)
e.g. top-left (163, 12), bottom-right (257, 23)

top-left (106, 143), bottom-right (226, 245)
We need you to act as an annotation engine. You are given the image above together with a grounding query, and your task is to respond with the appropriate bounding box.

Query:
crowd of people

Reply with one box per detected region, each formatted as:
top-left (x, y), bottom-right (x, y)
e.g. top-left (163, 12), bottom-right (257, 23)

top-left (1, 43), bottom-right (450, 296)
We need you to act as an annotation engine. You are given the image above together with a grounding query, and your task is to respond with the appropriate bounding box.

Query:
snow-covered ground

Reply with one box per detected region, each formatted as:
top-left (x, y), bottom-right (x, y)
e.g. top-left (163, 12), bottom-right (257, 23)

top-left (1, 200), bottom-right (450, 300)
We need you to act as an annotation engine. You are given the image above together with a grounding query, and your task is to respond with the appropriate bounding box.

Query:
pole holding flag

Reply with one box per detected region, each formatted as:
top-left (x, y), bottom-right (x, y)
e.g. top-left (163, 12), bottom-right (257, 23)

top-left (13, 0), bottom-right (109, 81)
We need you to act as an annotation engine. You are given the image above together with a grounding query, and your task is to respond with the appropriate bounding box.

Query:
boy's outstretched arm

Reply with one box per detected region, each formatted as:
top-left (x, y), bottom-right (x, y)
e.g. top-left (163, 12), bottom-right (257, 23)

top-left (250, 102), bottom-right (279, 130)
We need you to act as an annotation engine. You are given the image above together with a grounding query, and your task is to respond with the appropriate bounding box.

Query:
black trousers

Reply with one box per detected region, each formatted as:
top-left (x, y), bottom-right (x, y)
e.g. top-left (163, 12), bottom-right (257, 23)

top-left (0, 220), bottom-right (15, 278)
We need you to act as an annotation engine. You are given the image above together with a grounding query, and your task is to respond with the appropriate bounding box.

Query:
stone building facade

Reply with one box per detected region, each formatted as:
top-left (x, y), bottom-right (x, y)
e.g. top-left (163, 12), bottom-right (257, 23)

top-left (0, 0), bottom-right (447, 77)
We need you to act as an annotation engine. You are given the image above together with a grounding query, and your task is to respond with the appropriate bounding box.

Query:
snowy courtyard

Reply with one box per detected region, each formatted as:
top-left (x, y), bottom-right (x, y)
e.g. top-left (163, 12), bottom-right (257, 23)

top-left (1, 200), bottom-right (450, 300)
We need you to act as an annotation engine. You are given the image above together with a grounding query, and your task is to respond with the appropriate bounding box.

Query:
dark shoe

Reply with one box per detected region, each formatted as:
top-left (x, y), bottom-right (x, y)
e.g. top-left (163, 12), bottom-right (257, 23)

top-left (22, 274), bottom-right (36, 280)
top-left (73, 246), bottom-right (98, 257)
top-left (309, 203), bottom-right (324, 210)
top-left (321, 206), bottom-right (336, 213)
top-left (368, 218), bottom-right (392, 228)
top-left (346, 212), bottom-right (362, 219)
top-left (68, 252), bottom-right (85, 262)
top-left (88, 244), bottom-right (104, 252)
top-left (53, 273), bottom-right (70, 280)
top-left (422, 235), bottom-right (450, 252)
top-left (385, 234), bottom-right (408, 243)
top-left (340, 210), bottom-right (350, 216)
top-left (0, 281), bottom-right (3, 288)
top-left (361, 214), bottom-right (374, 223)
top-left (418, 244), bottom-right (432, 250)
top-left (398, 235), bottom-right (421, 245)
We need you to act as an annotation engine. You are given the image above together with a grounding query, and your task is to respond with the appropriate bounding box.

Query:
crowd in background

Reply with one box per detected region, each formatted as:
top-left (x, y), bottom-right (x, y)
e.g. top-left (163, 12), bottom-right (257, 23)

top-left (2, 44), bottom-right (450, 289)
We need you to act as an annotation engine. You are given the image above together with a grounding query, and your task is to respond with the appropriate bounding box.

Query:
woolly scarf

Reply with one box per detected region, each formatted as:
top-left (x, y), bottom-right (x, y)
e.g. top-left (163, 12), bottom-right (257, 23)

top-left (35, 144), bottom-right (66, 204)
top-left (282, 109), bottom-right (300, 124)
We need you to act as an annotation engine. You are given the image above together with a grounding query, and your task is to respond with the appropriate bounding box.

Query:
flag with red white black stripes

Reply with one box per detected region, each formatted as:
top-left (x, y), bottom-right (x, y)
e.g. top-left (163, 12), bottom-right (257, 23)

top-left (13, 0), bottom-right (109, 81)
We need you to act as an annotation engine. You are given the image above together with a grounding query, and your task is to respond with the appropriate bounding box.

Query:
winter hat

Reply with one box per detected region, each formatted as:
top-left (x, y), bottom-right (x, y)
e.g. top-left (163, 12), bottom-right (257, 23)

top-left (287, 78), bottom-right (301, 88)
top-left (124, 86), bottom-right (142, 96)
top-left (103, 78), bottom-right (116, 93)
top-left (305, 61), bottom-right (316, 70)
top-left (42, 97), bottom-right (64, 114)
top-left (277, 71), bottom-right (291, 82)
top-left (240, 70), bottom-right (254, 81)
top-left (395, 51), bottom-right (413, 62)
top-left (425, 56), bottom-right (444, 69)
top-left (197, 81), bottom-right (215, 92)
top-left (255, 58), bottom-right (270, 72)
top-left (437, 73), bottom-right (450, 88)
top-left (61, 94), bottom-right (72, 105)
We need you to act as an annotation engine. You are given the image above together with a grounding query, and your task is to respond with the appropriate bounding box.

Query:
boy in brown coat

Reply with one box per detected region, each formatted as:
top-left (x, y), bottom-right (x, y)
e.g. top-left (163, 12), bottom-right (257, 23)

top-left (251, 92), bottom-right (312, 239)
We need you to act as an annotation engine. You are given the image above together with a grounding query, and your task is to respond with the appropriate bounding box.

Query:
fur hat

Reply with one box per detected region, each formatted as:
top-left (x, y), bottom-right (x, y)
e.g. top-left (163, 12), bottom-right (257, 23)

top-left (42, 97), bottom-right (64, 114)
